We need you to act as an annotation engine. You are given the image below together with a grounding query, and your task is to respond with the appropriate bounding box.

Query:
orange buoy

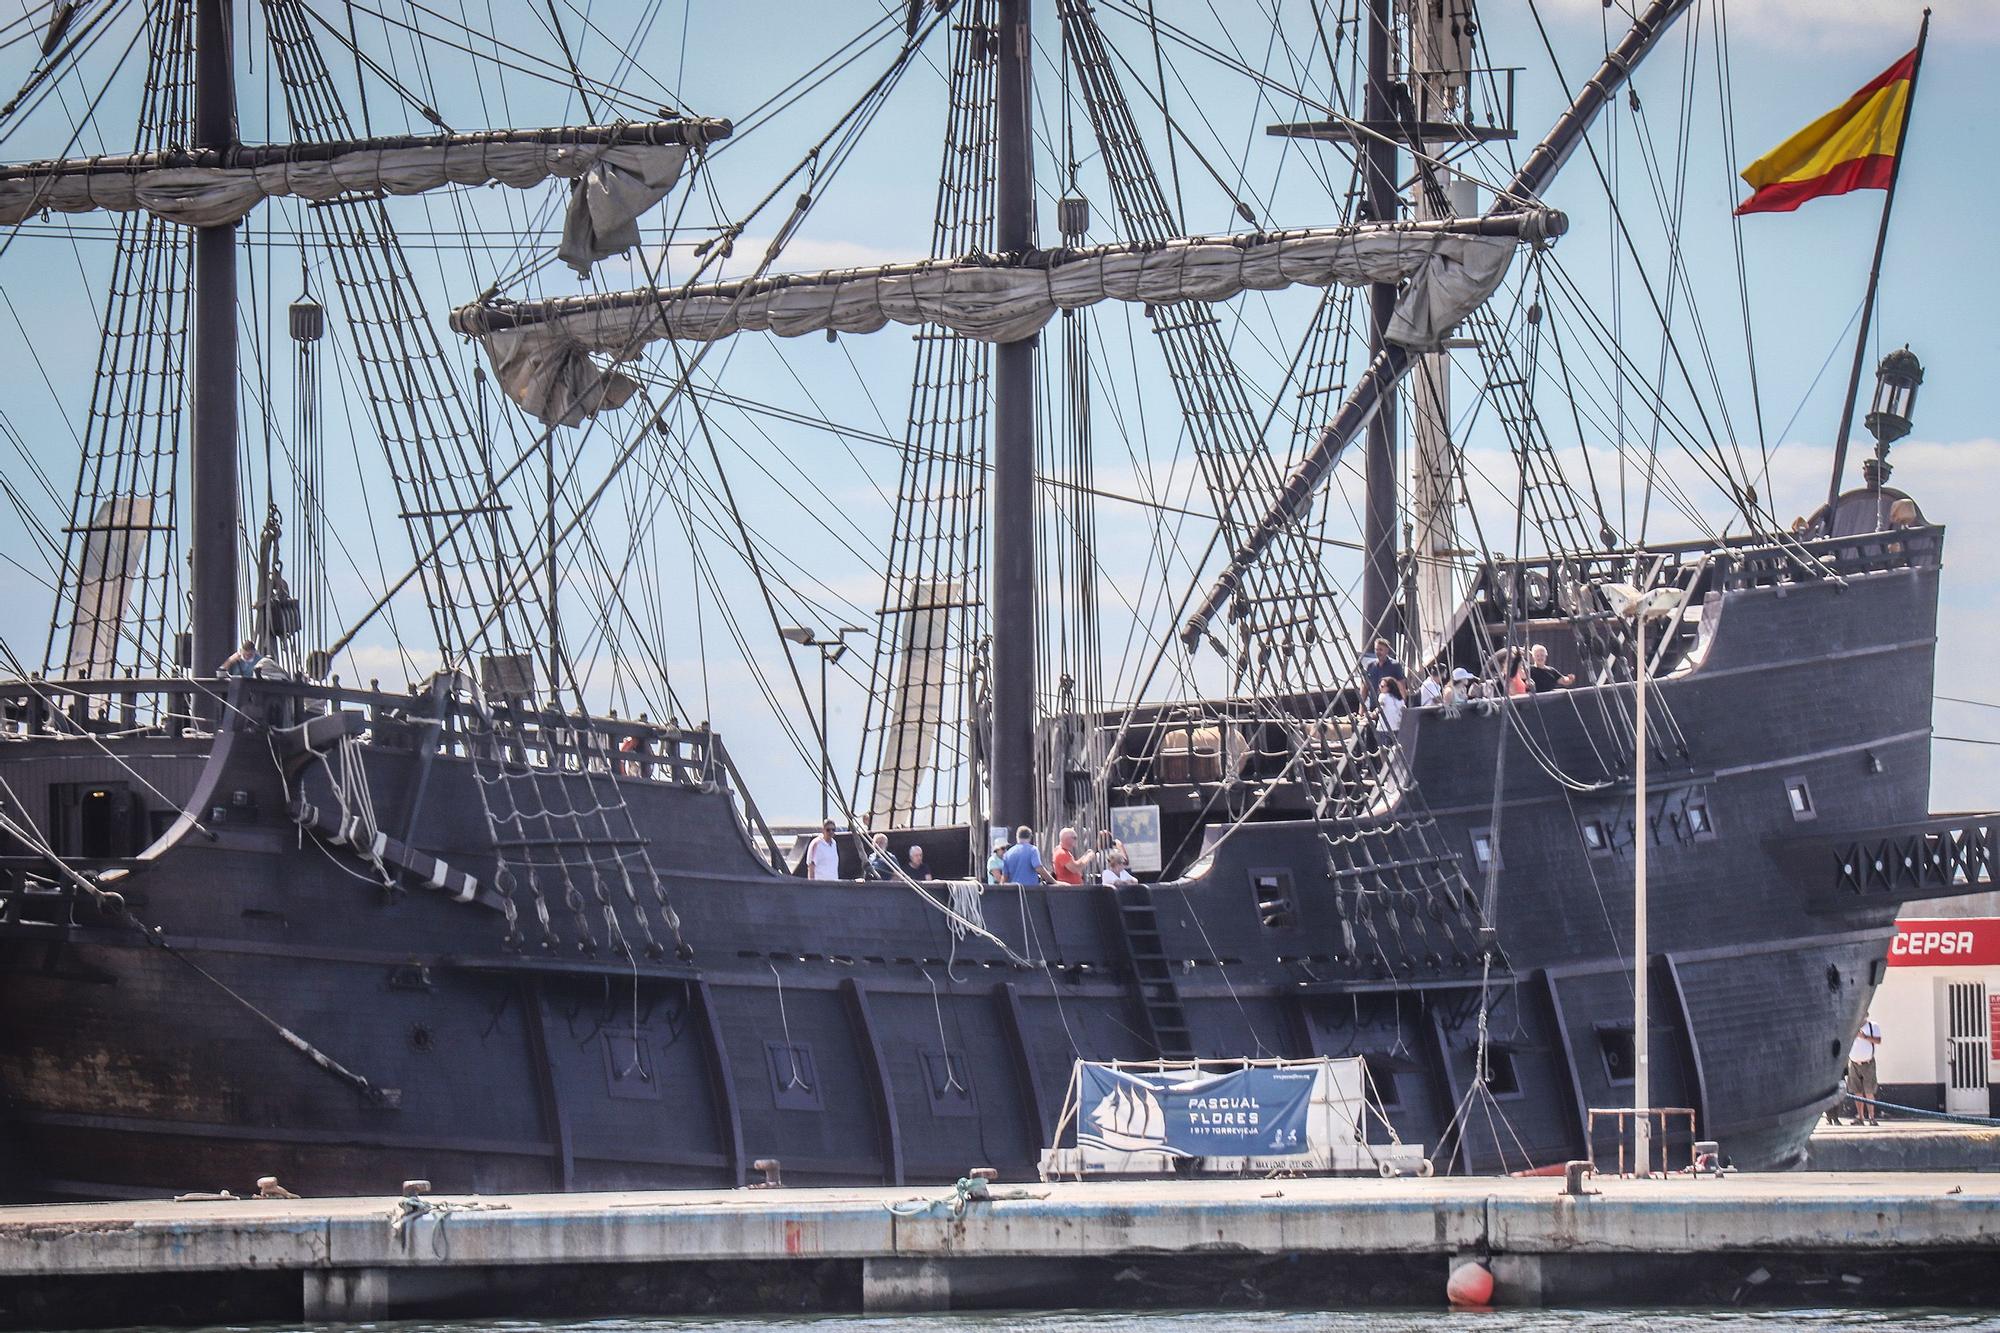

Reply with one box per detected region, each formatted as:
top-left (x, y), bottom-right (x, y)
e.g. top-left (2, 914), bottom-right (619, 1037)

top-left (1446, 1259), bottom-right (1496, 1308)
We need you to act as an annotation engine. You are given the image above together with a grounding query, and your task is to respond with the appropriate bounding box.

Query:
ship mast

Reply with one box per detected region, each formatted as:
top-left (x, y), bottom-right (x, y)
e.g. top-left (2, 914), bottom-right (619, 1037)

top-left (1359, 0), bottom-right (1399, 645)
top-left (1199, 0), bottom-right (1690, 649)
top-left (1406, 2), bottom-right (1479, 659)
top-left (191, 0), bottom-right (239, 690)
top-left (989, 0), bottom-right (1036, 830)
top-left (1270, 3), bottom-right (1507, 653)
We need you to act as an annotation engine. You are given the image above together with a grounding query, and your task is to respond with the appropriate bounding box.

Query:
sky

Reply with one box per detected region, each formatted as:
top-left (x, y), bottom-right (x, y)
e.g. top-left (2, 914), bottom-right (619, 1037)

top-left (0, 0), bottom-right (1996, 824)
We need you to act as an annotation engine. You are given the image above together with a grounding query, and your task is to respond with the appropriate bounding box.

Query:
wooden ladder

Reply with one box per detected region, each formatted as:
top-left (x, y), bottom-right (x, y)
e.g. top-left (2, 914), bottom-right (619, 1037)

top-left (1110, 882), bottom-right (1195, 1060)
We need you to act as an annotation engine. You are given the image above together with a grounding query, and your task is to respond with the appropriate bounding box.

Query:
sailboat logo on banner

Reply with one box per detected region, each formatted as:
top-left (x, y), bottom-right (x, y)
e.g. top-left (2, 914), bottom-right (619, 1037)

top-left (1084, 1083), bottom-right (1173, 1154)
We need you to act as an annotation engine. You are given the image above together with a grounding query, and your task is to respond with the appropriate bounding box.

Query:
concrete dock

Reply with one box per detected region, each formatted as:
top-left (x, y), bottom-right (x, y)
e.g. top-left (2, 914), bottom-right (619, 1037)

top-left (0, 1173), bottom-right (1996, 1325)
top-left (1807, 1117), bottom-right (2000, 1171)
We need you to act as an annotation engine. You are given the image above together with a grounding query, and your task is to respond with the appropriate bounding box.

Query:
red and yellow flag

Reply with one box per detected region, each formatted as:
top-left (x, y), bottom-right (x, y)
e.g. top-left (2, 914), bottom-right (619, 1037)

top-left (1736, 49), bottom-right (1916, 215)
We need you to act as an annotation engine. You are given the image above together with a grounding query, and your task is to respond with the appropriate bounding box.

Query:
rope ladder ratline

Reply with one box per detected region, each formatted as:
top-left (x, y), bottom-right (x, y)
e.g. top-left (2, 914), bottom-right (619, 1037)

top-left (854, 0), bottom-right (998, 835)
top-left (42, 0), bottom-right (195, 693)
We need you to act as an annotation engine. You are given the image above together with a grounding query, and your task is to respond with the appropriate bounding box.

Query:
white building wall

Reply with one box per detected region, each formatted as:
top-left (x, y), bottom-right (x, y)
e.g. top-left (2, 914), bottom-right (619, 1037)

top-left (1870, 917), bottom-right (2000, 1103)
top-left (1869, 968), bottom-right (1941, 1088)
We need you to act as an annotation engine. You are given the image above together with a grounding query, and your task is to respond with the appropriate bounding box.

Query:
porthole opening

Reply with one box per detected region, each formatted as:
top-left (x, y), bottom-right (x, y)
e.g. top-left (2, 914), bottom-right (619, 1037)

top-left (1787, 779), bottom-right (1815, 820)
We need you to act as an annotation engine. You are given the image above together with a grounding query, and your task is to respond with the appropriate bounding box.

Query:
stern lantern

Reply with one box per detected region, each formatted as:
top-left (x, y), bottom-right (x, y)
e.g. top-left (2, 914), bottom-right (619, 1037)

top-left (1864, 345), bottom-right (1923, 449)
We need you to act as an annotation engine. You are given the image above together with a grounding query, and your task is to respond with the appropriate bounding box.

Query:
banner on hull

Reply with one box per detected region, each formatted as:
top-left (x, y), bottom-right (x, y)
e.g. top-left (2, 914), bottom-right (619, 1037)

top-left (1041, 1055), bottom-right (1428, 1178)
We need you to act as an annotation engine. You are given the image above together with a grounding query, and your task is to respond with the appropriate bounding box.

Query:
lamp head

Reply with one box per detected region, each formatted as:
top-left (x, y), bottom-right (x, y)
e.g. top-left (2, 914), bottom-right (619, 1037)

top-left (1602, 581), bottom-right (1684, 622)
top-left (1864, 345), bottom-right (1923, 450)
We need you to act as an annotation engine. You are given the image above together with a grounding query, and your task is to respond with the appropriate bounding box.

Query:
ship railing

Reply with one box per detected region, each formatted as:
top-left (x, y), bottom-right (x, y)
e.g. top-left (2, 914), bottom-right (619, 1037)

top-left (247, 679), bottom-right (786, 869)
top-left (1481, 523), bottom-right (1941, 616)
top-left (1719, 523), bottom-right (1940, 590)
top-left (0, 674), bottom-right (715, 792)
top-left (0, 673), bottom-right (210, 738)
top-left (0, 674), bottom-right (789, 871)
top-left (1475, 524), bottom-right (1941, 679)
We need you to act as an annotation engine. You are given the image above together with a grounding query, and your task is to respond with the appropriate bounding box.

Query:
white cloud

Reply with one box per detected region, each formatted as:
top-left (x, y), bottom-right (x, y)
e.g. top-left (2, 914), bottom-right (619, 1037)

top-left (712, 235), bottom-right (915, 281)
top-left (603, 234), bottom-right (917, 288)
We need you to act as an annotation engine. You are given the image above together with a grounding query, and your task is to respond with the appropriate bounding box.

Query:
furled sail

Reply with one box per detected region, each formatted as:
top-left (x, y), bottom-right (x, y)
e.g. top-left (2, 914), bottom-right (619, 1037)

top-left (0, 119), bottom-right (730, 274)
top-left (452, 213), bottom-right (1559, 425)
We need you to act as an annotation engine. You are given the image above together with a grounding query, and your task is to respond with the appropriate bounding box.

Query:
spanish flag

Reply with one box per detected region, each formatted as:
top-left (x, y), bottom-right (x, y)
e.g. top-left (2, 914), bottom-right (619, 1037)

top-left (1736, 48), bottom-right (1916, 215)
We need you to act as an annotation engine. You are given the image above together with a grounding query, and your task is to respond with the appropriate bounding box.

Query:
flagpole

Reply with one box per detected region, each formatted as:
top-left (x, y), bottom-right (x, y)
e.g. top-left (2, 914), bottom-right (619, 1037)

top-left (1826, 9), bottom-right (1931, 512)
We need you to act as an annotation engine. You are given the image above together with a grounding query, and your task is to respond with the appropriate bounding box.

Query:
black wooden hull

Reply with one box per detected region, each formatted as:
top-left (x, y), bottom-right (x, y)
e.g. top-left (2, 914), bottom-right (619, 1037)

top-left (0, 540), bottom-right (1949, 1197)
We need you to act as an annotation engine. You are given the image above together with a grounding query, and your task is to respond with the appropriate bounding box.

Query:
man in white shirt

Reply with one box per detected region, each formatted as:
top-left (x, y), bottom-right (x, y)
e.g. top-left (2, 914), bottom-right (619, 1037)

top-left (805, 819), bottom-right (842, 881)
top-left (1844, 1013), bottom-right (1882, 1125)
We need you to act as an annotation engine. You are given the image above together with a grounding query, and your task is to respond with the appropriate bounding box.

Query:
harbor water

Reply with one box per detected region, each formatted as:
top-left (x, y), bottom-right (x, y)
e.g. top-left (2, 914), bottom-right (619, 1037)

top-left (129, 1312), bottom-right (2000, 1333)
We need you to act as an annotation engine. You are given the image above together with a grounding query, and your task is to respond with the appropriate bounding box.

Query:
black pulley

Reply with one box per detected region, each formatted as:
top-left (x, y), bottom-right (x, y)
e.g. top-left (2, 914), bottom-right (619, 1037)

top-left (289, 295), bottom-right (324, 343)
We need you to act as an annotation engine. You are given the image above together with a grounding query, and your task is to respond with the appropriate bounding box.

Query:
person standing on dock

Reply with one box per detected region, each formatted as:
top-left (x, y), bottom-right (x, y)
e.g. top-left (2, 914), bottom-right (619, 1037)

top-left (1846, 1013), bottom-right (1883, 1125)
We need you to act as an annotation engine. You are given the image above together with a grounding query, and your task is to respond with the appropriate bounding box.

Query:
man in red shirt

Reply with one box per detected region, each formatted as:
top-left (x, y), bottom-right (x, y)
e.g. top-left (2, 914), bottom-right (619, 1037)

top-left (1051, 826), bottom-right (1093, 885)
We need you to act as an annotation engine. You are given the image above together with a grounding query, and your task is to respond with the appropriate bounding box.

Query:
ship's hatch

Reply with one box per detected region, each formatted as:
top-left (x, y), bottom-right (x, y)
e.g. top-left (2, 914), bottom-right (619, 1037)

top-left (49, 781), bottom-right (144, 859)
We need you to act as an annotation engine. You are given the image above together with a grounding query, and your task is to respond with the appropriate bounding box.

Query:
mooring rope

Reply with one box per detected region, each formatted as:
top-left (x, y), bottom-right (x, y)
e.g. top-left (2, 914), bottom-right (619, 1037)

top-left (1846, 1095), bottom-right (2000, 1129)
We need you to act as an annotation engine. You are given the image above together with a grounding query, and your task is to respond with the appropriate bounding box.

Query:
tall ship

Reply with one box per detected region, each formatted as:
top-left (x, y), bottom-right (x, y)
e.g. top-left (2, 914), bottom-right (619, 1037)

top-left (0, 0), bottom-right (1986, 1198)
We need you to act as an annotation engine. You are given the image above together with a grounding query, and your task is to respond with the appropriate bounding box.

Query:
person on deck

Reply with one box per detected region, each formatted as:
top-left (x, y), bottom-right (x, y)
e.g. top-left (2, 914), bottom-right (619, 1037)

top-left (805, 819), bottom-right (842, 881)
top-left (986, 839), bottom-right (1008, 885)
top-left (1377, 676), bottom-right (1407, 736)
top-left (1051, 826), bottom-right (1094, 885)
top-left (1363, 637), bottom-right (1406, 697)
top-left (218, 640), bottom-right (267, 678)
top-left (1528, 644), bottom-right (1576, 693)
top-left (1002, 825), bottom-right (1054, 886)
top-left (1101, 850), bottom-right (1139, 887)
top-left (865, 832), bottom-right (899, 880)
top-left (905, 845), bottom-right (934, 881)
top-left (1443, 667), bottom-right (1477, 708)
top-left (1418, 663), bottom-right (1445, 708)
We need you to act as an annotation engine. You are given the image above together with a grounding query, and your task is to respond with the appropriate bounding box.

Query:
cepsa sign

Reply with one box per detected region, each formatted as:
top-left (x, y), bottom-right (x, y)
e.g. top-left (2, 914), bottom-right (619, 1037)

top-left (1887, 918), bottom-right (2000, 967)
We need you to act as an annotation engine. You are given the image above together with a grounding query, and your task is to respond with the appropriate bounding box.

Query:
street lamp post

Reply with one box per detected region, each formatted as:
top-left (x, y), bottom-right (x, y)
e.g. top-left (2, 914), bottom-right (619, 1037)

top-left (779, 625), bottom-right (866, 824)
top-left (1608, 579), bottom-right (1684, 1177)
